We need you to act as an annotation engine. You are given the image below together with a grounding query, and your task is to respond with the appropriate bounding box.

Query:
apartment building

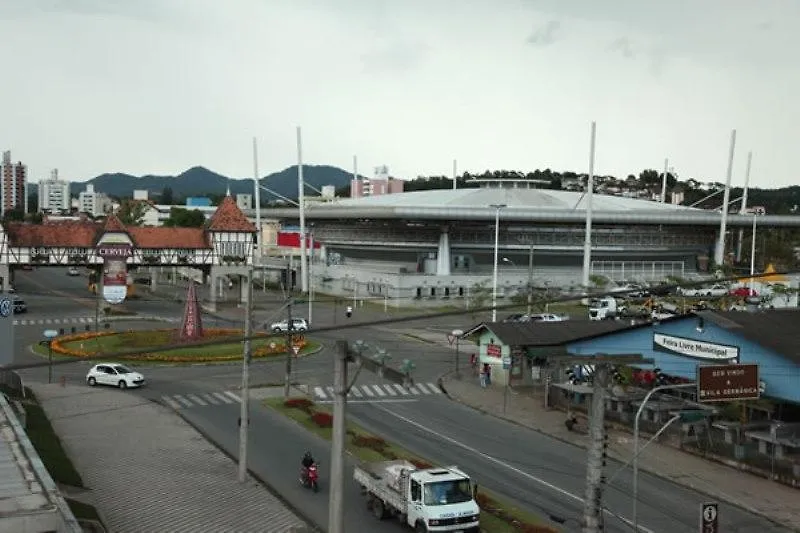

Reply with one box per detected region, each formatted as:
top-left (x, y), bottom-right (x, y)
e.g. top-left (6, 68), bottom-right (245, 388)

top-left (1, 151), bottom-right (28, 216)
top-left (39, 169), bottom-right (72, 213)
top-left (350, 165), bottom-right (404, 199)
top-left (78, 184), bottom-right (112, 217)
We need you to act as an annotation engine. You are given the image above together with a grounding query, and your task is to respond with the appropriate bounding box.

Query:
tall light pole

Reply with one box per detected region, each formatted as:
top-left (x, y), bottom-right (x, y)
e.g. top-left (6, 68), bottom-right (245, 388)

top-left (252, 137), bottom-right (262, 263)
top-left (238, 268), bottom-right (253, 482)
top-left (581, 122), bottom-right (597, 288)
top-left (451, 329), bottom-right (463, 376)
top-left (715, 129), bottom-right (737, 266)
top-left (633, 382), bottom-right (696, 530)
top-left (527, 245), bottom-right (534, 315)
top-left (296, 126), bottom-right (308, 293)
top-left (749, 211), bottom-right (759, 295)
top-left (490, 204), bottom-right (507, 322)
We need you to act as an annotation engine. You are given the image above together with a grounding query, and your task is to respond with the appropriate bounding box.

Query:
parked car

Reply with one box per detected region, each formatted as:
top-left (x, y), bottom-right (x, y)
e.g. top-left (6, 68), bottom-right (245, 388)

top-left (12, 297), bottom-right (27, 314)
top-left (502, 314), bottom-right (527, 323)
top-left (86, 363), bottom-right (145, 389)
top-left (270, 318), bottom-right (309, 333)
top-left (67, 267), bottom-right (80, 276)
top-left (609, 283), bottom-right (649, 298)
top-left (677, 283), bottom-right (728, 297)
top-left (527, 313), bottom-right (569, 322)
top-left (729, 286), bottom-right (758, 298)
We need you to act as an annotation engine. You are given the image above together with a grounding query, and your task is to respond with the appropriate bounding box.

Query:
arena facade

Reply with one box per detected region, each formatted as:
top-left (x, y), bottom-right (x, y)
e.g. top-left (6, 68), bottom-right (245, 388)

top-left (259, 181), bottom-right (800, 307)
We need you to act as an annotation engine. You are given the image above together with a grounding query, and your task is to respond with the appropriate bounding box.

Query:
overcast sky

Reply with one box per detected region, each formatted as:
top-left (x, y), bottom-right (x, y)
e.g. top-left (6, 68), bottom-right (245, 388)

top-left (2, 0), bottom-right (798, 189)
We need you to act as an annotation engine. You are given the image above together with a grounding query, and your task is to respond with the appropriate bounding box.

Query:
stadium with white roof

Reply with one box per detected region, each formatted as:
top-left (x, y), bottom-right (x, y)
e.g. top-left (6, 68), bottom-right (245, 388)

top-left (262, 179), bottom-right (800, 305)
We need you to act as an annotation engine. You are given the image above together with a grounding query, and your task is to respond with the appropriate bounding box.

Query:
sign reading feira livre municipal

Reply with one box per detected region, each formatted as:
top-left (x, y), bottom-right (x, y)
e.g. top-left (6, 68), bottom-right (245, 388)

top-left (653, 333), bottom-right (739, 362)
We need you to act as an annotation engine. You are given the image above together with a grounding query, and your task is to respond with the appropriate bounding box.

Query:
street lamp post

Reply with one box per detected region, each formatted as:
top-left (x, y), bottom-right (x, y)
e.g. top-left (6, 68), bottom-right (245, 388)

top-left (633, 382), bottom-right (696, 530)
top-left (490, 204), bottom-right (507, 322)
top-left (43, 329), bottom-right (58, 384)
top-left (749, 212), bottom-right (759, 295)
top-left (451, 329), bottom-right (463, 377)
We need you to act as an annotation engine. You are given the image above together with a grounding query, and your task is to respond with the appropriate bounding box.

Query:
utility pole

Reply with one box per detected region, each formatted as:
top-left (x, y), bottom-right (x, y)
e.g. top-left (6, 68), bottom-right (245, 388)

top-left (284, 299), bottom-right (294, 398)
top-left (328, 340), bottom-right (349, 533)
top-left (238, 268), bottom-right (253, 482)
top-left (582, 363), bottom-right (609, 532)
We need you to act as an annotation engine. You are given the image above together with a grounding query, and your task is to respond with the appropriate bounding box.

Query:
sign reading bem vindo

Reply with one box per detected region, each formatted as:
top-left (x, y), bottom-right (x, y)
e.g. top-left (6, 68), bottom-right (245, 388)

top-left (697, 363), bottom-right (760, 402)
top-left (98, 245), bottom-right (132, 304)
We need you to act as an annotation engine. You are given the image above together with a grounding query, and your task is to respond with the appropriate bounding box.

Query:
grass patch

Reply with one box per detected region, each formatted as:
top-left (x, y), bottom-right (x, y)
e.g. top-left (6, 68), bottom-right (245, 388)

top-left (22, 389), bottom-right (84, 488)
top-left (266, 397), bottom-right (557, 532)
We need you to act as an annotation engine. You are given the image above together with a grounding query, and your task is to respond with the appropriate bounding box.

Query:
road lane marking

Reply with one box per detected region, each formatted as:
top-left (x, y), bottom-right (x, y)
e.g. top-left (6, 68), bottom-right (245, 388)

top-left (173, 395), bottom-right (193, 408)
top-left (202, 393), bottom-right (219, 405)
top-left (372, 404), bottom-right (655, 533)
top-left (350, 387), bottom-right (363, 398)
top-left (161, 396), bottom-right (182, 410)
top-left (415, 383), bottom-right (431, 394)
top-left (383, 385), bottom-right (397, 396)
top-left (361, 386), bottom-right (375, 397)
top-left (317, 399), bottom-right (417, 405)
top-left (407, 385), bottom-right (421, 395)
top-left (224, 391), bottom-right (241, 403)
top-left (314, 386), bottom-right (327, 399)
top-left (187, 394), bottom-right (207, 406)
top-left (372, 385), bottom-right (387, 397)
top-left (393, 384), bottom-right (409, 395)
top-left (428, 382), bottom-right (442, 394)
top-left (213, 392), bottom-right (234, 404)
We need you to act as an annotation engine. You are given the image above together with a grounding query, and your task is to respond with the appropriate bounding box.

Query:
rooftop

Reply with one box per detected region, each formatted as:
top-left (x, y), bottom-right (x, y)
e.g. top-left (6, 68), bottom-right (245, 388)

top-left (462, 320), bottom-right (644, 347)
top-left (701, 309), bottom-right (800, 365)
top-left (323, 187), bottom-right (700, 212)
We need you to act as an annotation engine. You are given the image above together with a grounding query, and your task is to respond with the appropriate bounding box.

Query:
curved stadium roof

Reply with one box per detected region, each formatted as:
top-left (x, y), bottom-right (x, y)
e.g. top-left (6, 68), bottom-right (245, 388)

top-left (326, 187), bottom-right (699, 212)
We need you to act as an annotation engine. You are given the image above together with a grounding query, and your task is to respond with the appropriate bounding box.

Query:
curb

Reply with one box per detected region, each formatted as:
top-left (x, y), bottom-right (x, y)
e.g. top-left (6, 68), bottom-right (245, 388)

top-left (166, 402), bottom-right (322, 533)
top-left (436, 371), bottom-right (793, 530)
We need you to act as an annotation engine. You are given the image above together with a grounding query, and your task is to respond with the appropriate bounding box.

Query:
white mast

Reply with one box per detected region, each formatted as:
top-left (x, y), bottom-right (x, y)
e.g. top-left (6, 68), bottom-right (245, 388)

top-left (297, 126), bottom-right (307, 293)
top-left (714, 129), bottom-right (737, 266)
top-left (252, 137), bottom-right (262, 262)
top-left (581, 121), bottom-right (597, 288)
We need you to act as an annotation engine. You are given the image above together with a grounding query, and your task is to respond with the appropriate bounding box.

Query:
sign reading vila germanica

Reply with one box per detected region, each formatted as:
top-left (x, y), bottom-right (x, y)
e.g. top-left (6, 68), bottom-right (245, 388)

top-left (697, 363), bottom-right (760, 402)
top-left (653, 333), bottom-right (739, 362)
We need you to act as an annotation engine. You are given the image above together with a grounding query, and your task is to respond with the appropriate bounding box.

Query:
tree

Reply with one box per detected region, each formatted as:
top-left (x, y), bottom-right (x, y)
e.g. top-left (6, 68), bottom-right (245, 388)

top-left (117, 200), bottom-right (147, 226)
top-left (161, 187), bottom-right (174, 205)
top-left (467, 280), bottom-right (492, 321)
top-left (1, 209), bottom-right (25, 223)
top-left (25, 212), bottom-right (44, 224)
top-left (27, 193), bottom-right (38, 213)
top-left (163, 207), bottom-right (206, 227)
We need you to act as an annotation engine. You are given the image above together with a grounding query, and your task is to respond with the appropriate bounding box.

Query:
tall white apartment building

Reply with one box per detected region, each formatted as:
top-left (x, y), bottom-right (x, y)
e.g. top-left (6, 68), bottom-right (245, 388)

top-left (78, 184), bottom-right (112, 217)
top-left (38, 169), bottom-right (71, 213)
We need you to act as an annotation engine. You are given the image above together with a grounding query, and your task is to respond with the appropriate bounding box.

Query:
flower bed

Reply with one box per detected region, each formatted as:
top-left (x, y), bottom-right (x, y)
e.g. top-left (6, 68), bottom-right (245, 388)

top-left (48, 328), bottom-right (309, 363)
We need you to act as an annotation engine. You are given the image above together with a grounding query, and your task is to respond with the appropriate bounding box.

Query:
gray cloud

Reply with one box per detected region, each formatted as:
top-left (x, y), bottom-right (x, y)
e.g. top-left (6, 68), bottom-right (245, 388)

top-left (361, 40), bottom-right (429, 73)
top-left (609, 37), bottom-right (635, 59)
top-left (527, 20), bottom-right (561, 46)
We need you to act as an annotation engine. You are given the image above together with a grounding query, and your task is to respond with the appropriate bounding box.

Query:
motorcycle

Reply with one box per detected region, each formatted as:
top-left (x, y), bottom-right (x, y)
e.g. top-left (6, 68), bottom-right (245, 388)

top-left (300, 463), bottom-right (319, 492)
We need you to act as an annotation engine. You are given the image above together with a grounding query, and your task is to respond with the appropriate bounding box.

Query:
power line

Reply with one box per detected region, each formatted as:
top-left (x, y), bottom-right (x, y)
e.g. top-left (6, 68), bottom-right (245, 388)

top-left (3, 270), bottom-right (798, 372)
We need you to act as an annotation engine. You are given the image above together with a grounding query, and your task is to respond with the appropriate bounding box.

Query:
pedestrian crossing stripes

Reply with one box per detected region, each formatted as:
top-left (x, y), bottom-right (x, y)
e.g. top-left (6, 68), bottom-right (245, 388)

top-left (161, 391), bottom-right (241, 410)
top-left (12, 316), bottom-right (96, 327)
top-left (312, 382), bottom-right (442, 401)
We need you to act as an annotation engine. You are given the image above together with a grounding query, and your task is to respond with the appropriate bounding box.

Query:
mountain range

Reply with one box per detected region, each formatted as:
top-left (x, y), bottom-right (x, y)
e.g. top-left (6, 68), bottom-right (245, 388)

top-left (28, 165), bottom-right (355, 201)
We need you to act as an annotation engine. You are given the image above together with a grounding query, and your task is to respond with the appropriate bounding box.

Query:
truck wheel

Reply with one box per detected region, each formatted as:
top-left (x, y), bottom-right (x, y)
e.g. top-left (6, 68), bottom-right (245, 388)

top-left (415, 521), bottom-right (428, 533)
top-left (372, 499), bottom-right (386, 520)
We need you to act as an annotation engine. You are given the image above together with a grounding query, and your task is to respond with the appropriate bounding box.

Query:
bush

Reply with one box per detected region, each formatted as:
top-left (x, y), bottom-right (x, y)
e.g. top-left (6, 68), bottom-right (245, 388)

top-left (284, 398), bottom-right (314, 413)
top-left (352, 435), bottom-right (388, 453)
top-left (311, 412), bottom-right (333, 428)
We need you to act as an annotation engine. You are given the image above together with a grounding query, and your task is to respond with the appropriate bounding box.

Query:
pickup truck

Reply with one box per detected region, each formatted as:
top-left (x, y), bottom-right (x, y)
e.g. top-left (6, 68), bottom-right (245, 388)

top-left (677, 283), bottom-right (728, 297)
top-left (354, 460), bottom-right (480, 532)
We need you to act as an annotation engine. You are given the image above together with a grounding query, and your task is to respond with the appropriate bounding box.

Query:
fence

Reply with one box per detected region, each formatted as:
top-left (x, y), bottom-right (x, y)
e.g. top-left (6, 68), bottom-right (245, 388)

top-left (591, 260), bottom-right (686, 282)
top-left (0, 369), bottom-right (25, 398)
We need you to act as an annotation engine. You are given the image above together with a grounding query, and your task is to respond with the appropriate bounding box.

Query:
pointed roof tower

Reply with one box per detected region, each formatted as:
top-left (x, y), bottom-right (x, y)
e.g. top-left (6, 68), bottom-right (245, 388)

top-left (102, 213), bottom-right (128, 233)
top-left (207, 196), bottom-right (256, 232)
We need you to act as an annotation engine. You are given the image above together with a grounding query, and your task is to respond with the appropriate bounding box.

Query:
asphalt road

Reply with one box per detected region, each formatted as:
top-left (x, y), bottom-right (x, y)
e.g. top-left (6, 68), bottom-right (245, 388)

top-left (345, 398), bottom-right (793, 533)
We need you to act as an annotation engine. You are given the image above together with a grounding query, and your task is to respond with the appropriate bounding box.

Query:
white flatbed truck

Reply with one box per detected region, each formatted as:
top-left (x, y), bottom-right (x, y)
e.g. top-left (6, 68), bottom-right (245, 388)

top-left (354, 459), bottom-right (481, 532)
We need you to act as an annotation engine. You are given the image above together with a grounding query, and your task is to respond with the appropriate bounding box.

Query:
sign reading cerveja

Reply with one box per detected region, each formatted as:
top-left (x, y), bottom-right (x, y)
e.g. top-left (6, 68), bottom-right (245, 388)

top-left (653, 333), bottom-right (739, 361)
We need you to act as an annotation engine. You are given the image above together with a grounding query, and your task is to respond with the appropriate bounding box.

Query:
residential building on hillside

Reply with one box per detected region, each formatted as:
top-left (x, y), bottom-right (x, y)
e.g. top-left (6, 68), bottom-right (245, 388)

top-left (1, 150), bottom-right (28, 216)
top-left (350, 165), bottom-right (404, 199)
top-left (133, 189), bottom-right (149, 200)
top-left (38, 169), bottom-right (71, 213)
top-left (78, 184), bottom-right (112, 217)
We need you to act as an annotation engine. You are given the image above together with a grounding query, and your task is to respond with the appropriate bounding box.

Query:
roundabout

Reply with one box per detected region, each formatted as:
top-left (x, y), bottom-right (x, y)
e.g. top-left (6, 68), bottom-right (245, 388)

top-left (32, 328), bottom-right (317, 364)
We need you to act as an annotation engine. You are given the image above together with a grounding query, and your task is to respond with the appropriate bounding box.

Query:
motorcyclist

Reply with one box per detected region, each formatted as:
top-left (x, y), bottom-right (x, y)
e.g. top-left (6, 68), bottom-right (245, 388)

top-left (301, 451), bottom-right (315, 470)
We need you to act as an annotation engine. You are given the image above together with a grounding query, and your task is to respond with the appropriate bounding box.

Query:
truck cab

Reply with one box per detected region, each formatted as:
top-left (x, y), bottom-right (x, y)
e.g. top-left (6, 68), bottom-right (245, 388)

top-left (588, 297), bottom-right (617, 321)
top-left (406, 468), bottom-right (479, 531)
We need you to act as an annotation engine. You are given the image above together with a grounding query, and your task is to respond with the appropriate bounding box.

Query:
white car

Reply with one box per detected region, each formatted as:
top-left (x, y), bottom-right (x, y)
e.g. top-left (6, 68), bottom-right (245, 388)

top-left (270, 318), bottom-right (309, 333)
top-left (526, 313), bottom-right (569, 322)
top-left (67, 267), bottom-right (80, 276)
top-left (677, 283), bottom-right (728, 298)
top-left (86, 363), bottom-right (145, 389)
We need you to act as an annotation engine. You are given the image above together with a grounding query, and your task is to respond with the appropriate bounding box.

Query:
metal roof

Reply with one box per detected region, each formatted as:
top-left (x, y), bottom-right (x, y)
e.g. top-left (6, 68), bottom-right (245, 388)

top-left (258, 188), bottom-right (800, 228)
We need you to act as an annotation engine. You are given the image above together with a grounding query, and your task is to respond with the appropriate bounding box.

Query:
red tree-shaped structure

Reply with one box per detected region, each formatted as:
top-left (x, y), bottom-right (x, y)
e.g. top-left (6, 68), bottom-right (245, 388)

top-left (179, 281), bottom-right (204, 341)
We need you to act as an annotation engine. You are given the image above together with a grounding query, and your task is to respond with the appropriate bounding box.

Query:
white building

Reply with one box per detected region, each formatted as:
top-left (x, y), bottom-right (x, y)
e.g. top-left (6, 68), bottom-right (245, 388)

top-left (141, 203), bottom-right (217, 226)
top-left (78, 184), bottom-right (112, 217)
top-left (0, 150), bottom-right (27, 216)
top-left (38, 169), bottom-right (71, 213)
top-left (133, 189), bottom-right (149, 201)
top-left (236, 193), bottom-right (252, 210)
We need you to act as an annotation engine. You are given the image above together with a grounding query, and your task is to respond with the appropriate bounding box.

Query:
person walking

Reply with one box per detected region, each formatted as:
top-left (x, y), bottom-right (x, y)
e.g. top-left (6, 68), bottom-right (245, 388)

top-left (484, 363), bottom-right (492, 386)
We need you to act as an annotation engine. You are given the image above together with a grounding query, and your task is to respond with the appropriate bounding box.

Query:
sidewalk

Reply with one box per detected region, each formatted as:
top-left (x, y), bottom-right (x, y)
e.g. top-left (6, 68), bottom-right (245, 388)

top-left (30, 383), bottom-right (311, 533)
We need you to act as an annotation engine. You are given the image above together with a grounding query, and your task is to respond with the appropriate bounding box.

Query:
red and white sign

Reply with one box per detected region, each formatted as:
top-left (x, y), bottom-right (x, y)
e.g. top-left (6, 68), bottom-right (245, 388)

top-left (486, 344), bottom-right (502, 358)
